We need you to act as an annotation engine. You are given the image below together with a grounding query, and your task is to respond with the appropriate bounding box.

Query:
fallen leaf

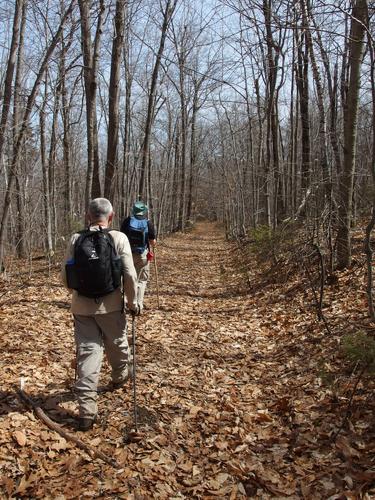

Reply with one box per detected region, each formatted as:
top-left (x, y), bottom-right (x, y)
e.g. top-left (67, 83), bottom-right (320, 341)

top-left (12, 430), bottom-right (27, 446)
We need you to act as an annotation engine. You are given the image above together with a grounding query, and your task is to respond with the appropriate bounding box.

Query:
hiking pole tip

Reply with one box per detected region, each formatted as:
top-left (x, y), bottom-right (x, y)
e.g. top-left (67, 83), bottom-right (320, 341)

top-left (124, 428), bottom-right (144, 444)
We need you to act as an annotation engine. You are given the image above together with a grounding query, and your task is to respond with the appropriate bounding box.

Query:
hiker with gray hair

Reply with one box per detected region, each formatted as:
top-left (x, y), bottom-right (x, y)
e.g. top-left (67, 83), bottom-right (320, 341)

top-left (62, 198), bottom-right (139, 431)
top-left (120, 201), bottom-right (157, 313)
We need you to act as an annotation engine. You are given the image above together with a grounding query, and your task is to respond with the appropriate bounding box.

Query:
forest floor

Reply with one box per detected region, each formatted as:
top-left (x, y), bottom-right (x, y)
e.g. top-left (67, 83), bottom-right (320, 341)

top-left (0, 221), bottom-right (375, 499)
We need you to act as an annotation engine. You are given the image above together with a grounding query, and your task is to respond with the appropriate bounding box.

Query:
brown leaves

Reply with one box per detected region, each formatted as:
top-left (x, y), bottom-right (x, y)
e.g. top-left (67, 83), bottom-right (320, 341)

top-left (0, 223), bottom-right (375, 497)
top-left (335, 436), bottom-right (361, 461)
top-left (12, 430), bottom-right (27, 446)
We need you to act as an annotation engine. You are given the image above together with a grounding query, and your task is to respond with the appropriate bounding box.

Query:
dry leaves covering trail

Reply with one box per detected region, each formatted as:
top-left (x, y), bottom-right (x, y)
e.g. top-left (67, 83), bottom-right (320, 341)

top-left (0, 221), bottom-right (374, 499)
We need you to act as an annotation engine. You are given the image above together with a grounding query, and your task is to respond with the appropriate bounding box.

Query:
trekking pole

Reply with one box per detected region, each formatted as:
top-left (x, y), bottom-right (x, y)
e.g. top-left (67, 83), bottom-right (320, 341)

top-left (153, 248), bottom-right (160, 308)
top-left (74, 347), bottom-right (78, 384)
top-left (131, 313), bottom-right (138, 432)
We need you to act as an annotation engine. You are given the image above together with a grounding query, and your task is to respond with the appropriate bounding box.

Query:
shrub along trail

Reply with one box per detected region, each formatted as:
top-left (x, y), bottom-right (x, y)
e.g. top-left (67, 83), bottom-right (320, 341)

top-left (0, 221), bottom-right (374, 498)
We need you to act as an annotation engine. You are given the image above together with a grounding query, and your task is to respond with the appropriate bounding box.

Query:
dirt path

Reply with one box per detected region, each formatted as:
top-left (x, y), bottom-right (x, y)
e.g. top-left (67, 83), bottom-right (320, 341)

top-left (0, 222), bottom-right (369, 498)
top-left (139, 222), bottom-right (298, 497)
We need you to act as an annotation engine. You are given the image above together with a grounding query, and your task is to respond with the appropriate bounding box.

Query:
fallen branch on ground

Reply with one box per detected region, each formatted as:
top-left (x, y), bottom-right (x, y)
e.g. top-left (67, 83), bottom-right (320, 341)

top-left (17, 387), bottom-right (119, 468)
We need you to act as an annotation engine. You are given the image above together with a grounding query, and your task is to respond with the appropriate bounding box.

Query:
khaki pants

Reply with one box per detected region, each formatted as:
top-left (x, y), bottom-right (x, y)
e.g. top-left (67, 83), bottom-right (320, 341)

top-left (74, 311), bottom-right (130, 418)
top-left (132, 250), bottom-right (149, 310)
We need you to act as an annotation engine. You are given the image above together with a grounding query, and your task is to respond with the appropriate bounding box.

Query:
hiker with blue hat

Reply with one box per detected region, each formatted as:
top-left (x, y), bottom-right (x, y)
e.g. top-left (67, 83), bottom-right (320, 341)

top-left (120, 201), bottom-right (157, 312)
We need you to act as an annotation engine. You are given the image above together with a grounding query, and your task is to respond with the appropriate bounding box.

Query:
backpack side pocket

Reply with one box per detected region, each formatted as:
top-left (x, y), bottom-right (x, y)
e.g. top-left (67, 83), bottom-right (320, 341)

top-left (65, 259), bottom-right (80, 290)
top-left (111, 255), bottom-right (123, 289)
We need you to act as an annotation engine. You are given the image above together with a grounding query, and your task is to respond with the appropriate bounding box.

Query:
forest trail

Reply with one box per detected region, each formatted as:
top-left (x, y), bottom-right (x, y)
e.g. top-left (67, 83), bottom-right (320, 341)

top-left (0, 222), bottom-right (373, 498)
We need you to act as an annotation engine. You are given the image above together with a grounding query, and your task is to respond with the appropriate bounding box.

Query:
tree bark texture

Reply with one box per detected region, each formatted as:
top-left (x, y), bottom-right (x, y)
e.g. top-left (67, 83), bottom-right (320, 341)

top-left (138, 0), bottom-right (178, 200)
top-left (336, 0), bottom-right (368, 269)
top-left (0, 0), bottom-right (23, 165)
top-left (104, 0), bottom-right (126, 199)
top-left (0, 0), bottom-right (76, 270)
top-left (79, 0), bottom-right (105, 207)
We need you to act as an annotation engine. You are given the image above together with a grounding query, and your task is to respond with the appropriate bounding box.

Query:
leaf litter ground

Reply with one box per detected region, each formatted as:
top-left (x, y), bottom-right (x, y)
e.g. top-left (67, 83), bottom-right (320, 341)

top-left (0, 222), bottom-right (374, 498)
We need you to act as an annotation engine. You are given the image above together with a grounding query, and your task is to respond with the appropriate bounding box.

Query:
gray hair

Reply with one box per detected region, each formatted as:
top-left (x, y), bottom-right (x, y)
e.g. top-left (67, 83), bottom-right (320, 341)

top-left (88, 198), bottom-right (113, 221)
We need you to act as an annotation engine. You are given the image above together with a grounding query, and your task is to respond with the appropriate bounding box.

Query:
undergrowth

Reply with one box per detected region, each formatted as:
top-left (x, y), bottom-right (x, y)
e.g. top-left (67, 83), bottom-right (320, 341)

top-left (341, 331), bottom-right (375, 375)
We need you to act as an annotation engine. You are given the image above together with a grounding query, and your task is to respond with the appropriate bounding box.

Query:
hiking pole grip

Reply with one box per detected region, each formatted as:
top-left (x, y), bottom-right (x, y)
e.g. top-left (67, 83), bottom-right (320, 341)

top-left (131, 313), bottom-right (138, 431)
top-left (153, 248), bottom-right (160, 309)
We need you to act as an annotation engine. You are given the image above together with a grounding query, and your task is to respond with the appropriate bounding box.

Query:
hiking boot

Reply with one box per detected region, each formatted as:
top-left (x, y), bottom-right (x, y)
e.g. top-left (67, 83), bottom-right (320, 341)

top-left (78, 416), bottom-right (96, 432)
top-left (111, 379), bottom-right (129, 390)
top-left (111, 362), bottom-right (133, 390)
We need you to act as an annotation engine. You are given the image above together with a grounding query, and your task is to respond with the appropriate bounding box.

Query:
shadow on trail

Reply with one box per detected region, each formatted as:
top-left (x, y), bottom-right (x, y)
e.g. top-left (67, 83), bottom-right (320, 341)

top-left (162, 238), bottom-right (225, 251)
top-left (5, 298), bottom-right (71, 309)
top-left (161, 287), bottom-right (249, 299)
top-left (1, 387), bottom-right (76, 422)
top-left (1, 382), bottom-right (137, 429)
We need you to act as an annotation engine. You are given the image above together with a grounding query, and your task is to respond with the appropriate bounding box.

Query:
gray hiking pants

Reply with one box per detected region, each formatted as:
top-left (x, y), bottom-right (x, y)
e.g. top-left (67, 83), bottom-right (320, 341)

top-left (74, 311), bottom-right (130, 418)
top-left (132, 250), bottom-right (150, 311)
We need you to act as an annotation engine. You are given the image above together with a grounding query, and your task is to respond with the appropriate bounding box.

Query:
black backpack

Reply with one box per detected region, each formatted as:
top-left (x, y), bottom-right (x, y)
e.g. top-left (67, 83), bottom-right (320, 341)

top-left (66, 228), bottom-right (122, 299)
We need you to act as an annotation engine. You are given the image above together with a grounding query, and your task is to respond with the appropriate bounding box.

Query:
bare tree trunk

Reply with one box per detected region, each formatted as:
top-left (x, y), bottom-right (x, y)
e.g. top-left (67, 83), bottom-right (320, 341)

top-left (0, 0), bottom-right (23, 165)
top-left (336, 0), bottom-right (368, 269)
top-left (176, 45), bottom-right (188, 231)
top-left (254, 77), bottom-right (269, 226)
top-left (300, 0), bottom-right (335, 270)
top-left (40, 77), bottom-right (53, 255)
top-left (241, 47), bottom-right (255, 228)
top-left (310, 13), bottom-right (342, 175)
top-left (13, 0), bottom-right (27, 259)
top-left (287, 28), bottom-right (297, 217)
top-left (157, 105), bottom-right (176, 235)
top-left (121, 75), bottom-right (132, 218)
top-left (262, 0), bottom-right (284, 226)
top-left (295, 26), bottom-right (310, 197)
top-left (221, 103), bottom-right (246, 237)
top-left (48, 79), bottom-right (61, 250)
top-left (364, 34), bottom-right (375, 319)
top-left (301, 0), bottom-right (331, 203)
top-left (172, 122), bottom-right (181, 230)
top-left (187, 92), bottom-right (198, 222)
top-left (104, 0), bottom-right (126, 199)
top-left (79, 0), bottom-right (105, 207)
top-left (120, 14), bottom-right (133, 218)
top-left (138, 0), bottom-right (178, 199)
top-left (0, 0), bottom-right (75, 270)
top-left (61, 37), bottom-right (72, 233)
